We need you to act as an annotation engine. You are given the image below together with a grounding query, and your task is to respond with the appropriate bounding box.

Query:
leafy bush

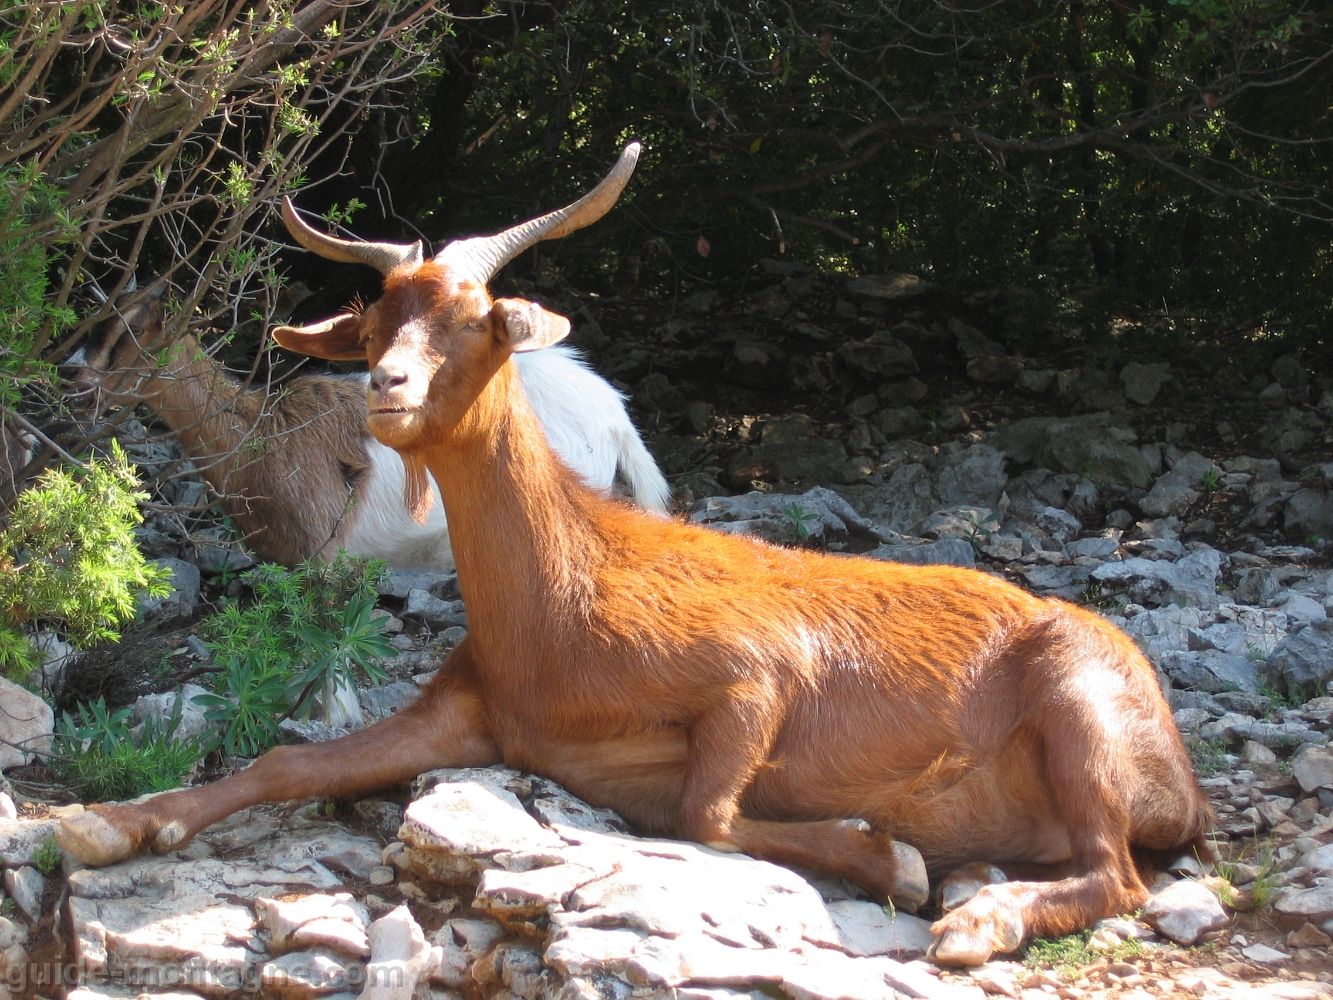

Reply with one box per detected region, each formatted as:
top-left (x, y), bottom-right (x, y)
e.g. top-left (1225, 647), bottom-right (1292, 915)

top-left (197, 554), bottom-right (394, 756)
top-left (0, 442), bottom-right (171, 678)
top-left (53, 695), bottom-right (203, 802)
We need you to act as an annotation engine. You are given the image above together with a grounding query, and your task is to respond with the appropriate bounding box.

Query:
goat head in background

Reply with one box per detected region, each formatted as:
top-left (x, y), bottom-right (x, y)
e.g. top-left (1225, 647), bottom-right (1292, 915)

top-left (59, 144), bottom-right (1211, 970)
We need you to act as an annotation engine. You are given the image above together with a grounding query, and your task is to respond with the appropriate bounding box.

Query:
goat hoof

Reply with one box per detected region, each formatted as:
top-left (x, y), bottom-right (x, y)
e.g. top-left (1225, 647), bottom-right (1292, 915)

top-left (929, 884), bottom-right (1025, 966)
top-left (929, 928), bottom-right (996, 967)
top-left (57, 807), bottom-right (135, 867)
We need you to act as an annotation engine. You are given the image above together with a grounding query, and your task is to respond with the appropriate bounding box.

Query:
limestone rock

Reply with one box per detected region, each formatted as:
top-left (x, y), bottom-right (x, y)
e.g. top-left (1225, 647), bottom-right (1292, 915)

top-left (130, 684), bottom-right (214, 744)
top-left (0, 676), bottom-right (53, 769)
top-left (1159, 649), bottom-right (1259, 694)
top-left (691, 488), bottom-right (887, 548)
top-left (989, 414), bottom-right (1152, 489)
top-left (398, 778), bottom-right (565, 881)
top-left (824, 901), bottom-right (934, 958)
top-left (1141, 452), bottom-right (1217, 518)
top-left (4, 865), bottom-right (43, 921)
top-left (725, 341), bottom-right (788, 390)
top-left (1090, 547), bottom-right (1223, 611)
top-left (428, 918), bottom-right (508, 989)
top-left (261, 950), bottom-right (359, 998)
top-left (1268, 619), bottom-right (1333, 691)
top-left (865, 539), bottom-right (975, 568)
top-left (0, 816), bottom-right (60, 866)
top-left (1274, 883), bottom-right (1333, 924)
top-left (140, 557), bottom-right (201, 618)
top-left (838, 336), bottom-right (918, 379)
top-left (1292, 745), bottom-right (1333, 792)
top-left (844, 274), bottom-right (934, 300)
top-left (257, 892), bottom-right (371, 958)
top-left (1140, 879), bottom-right (1228, 945)
top-left (966, 356), bottom-right (1022, 384)
top-left (403, 590), bottom-right (467, 629)
top-left (949, 319), bottom-right (1007, 361)
top-left (68, 888), bottom-right (257, 993)
top-left (1120, 363), bottom-right (1173, 406)
top-left (360, 905), bottom-right (431, 1000)
top-left (376, 568), bottom-right (457, 600)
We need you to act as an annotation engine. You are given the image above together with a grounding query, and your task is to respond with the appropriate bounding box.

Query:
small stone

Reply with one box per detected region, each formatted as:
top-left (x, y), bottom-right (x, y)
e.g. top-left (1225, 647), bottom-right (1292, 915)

top-left (1141, 878), bottom-right (1229, 945)
top-left (969, 961), bottom-right (1022, 998)
top-left (403, 590), bottom-right (467, 629)
top-left (1288, 923), bottom-right (1332, 949)
top-left (1241, 943), bottom-right (1290, 964)
top-left (1243, 741), bottom-right (1278, 765)
top-left (0, 792), bottom-right (16, 820)
top-left (368, 866), bottom-right (396, 885)
top-left (1087, 927), bottom-right (1123, 951)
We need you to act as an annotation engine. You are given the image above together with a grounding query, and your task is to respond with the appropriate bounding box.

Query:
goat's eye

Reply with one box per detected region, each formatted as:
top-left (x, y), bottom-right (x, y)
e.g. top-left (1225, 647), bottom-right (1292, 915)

top-left (467, 318), bottom-right (487, 332)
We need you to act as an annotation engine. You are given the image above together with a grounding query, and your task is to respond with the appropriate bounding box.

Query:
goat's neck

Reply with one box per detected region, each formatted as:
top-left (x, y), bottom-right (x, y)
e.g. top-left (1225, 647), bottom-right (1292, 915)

top-left (419, 361), bottom-right (605, 648)
top-left (134, 336), bottom-right (255, 459)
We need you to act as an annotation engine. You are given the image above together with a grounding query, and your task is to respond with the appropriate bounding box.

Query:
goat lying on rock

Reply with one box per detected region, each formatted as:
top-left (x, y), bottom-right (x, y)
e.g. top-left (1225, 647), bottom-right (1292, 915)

top-left (59, 145), bottom-right (1212, 968)
top-left (65, 282), bottom-right (668, 568)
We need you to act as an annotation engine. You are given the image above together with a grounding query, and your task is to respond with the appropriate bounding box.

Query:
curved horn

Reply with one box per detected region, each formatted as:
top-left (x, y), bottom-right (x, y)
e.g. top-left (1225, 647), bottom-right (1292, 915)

top-left (435, 142), bottom-right (640, 282)
top-left (281, 198), bottom-right (423, 275)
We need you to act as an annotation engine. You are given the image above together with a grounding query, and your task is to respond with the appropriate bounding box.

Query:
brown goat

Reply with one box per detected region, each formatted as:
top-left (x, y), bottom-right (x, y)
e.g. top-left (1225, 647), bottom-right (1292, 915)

top-left (58, 145), bottom-right (1211, 967)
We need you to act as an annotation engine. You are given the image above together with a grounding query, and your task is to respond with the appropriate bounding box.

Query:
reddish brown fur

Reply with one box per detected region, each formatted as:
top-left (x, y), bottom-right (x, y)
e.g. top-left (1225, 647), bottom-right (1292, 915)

top-left (61, 262), bottom-right (1212, 966)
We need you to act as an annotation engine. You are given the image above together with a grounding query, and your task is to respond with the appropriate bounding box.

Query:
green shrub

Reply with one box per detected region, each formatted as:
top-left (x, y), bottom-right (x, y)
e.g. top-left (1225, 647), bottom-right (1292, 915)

top-left (196, 554), bottom-right (393, 756)
top-left (0, 442), bottom-right (171, 678)
top-left (53, 694), bottom-right (203, 802)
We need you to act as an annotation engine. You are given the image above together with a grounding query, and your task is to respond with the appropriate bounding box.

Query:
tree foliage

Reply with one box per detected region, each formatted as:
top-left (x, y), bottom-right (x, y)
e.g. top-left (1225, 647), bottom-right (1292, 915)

top-left (299, 0), bottom-right (1331, 355)
top-left (0, 0), bottom-right (1329, 521)
top-left (0, 442), bottom-right (170, 677)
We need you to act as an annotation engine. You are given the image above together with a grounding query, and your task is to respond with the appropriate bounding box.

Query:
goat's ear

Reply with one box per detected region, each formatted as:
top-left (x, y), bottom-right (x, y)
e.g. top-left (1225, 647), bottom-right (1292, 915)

top-left (491, 298), bottom-right (571, 354)
top-left (271, 313), bottom-right (366, 360)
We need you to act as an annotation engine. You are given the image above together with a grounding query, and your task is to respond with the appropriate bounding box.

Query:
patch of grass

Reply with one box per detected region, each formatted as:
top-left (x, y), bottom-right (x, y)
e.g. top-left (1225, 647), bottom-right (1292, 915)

top-left (53, 694), bottom-right (204, 802)
top-left (1024, 929), bottom-right (1142, 979)
top-left (32, 835), bottom-right (61, 875)
top-left (1215, 839), bottom-right (1282, 909)
top-left (1189, 737), bottom-right (1231, 777)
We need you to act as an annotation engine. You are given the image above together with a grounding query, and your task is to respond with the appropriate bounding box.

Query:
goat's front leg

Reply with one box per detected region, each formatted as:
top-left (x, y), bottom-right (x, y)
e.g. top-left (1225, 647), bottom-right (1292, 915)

top-left (676, 689), bottom-right (904, 904)
top-left (59, 661), bottom-right (498, 867)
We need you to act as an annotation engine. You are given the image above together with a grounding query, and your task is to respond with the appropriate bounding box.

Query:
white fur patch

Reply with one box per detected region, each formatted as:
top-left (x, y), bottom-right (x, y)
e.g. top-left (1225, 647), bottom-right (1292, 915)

top-left (338, 348), bottom-right (669, 570)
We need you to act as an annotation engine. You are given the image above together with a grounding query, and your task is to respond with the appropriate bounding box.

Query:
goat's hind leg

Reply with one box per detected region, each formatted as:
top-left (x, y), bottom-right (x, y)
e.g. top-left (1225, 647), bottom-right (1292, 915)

top-left (59, 662), bottom-right (498, 867)
top-left (929, 652), bottom-right (1163, 964)
top-left (676, 694), bottom-right (907, 904)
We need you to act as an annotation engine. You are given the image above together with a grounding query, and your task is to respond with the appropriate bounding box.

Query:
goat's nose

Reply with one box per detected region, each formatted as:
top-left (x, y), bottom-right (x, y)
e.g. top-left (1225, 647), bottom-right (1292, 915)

top-left (370, 365), bottom-right (409, 394)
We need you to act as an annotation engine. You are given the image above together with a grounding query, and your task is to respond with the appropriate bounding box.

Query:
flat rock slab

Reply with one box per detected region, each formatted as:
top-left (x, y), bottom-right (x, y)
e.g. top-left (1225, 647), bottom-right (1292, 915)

top-left (68, 892), bottom-right (256, 994)
top-left (64, 808), bottom-right (381, 995)
top-left (408, 768), bottom-right (977, 1000)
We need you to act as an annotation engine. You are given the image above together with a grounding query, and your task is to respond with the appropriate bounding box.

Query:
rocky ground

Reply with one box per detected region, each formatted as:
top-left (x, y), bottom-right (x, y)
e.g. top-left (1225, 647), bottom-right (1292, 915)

top-left (5, 265), bottom-right (1333, 999)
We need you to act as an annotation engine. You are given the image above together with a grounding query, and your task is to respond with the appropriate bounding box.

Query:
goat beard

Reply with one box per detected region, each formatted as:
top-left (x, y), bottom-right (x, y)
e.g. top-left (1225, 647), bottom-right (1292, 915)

top-left (402, 450), bottom-right (434, 524)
